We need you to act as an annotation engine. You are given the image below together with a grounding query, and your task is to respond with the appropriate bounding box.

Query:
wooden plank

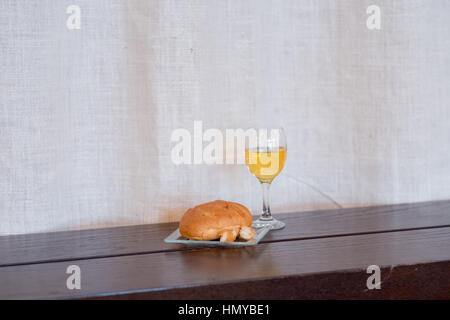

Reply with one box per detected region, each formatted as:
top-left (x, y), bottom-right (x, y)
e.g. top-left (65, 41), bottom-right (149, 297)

top-left (1, 227), bottom-right (449, 300)
top-left (0, 222), bottom-right (180, 267)
top-left (91, 261), bottom-right (450, 300)
top-left (1, 200), bottom-right (450, 267)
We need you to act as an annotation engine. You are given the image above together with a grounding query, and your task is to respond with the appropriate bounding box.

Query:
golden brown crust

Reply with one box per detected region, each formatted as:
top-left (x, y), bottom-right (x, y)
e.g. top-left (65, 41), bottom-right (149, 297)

top-left (179, 200), bottom-right (253, 241)
top-left (228, 202), bottom-right (253, 227)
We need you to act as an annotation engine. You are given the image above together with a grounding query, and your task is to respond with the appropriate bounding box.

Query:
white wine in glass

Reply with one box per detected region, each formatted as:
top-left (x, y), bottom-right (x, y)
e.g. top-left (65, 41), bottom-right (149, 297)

top-left (245, 128), bottom-right (287, 230)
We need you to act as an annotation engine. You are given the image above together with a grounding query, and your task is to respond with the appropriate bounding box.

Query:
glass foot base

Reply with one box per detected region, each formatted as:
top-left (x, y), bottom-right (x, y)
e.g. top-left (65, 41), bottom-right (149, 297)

top-left (252, 217), bottom-right (285, 230)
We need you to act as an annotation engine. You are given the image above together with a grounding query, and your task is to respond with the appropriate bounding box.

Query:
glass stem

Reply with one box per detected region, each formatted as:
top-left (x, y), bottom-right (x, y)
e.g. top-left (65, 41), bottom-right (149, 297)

top-left (261, 182), bottom-right (272, 220)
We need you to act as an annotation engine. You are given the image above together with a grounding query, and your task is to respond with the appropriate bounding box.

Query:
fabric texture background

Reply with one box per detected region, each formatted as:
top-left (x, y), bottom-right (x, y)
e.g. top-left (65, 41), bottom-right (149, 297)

top-left (1, 0), bottom-right (449, 235)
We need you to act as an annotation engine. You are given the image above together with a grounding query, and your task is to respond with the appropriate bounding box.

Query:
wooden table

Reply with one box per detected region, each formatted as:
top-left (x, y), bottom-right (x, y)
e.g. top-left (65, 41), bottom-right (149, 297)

top-left (1, 200), bottom-right (449, 300)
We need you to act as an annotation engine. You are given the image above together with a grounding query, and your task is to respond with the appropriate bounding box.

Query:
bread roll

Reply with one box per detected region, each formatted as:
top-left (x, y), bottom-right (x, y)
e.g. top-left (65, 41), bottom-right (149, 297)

top-left (238, 226), bottom-right (256, 241)
top-left (179, 200), bottom-right (254, 242)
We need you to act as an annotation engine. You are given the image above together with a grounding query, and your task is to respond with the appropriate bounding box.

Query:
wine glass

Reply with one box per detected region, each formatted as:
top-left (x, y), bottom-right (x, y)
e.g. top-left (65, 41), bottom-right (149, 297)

top-left (245, 127), bottom-right (287, 230)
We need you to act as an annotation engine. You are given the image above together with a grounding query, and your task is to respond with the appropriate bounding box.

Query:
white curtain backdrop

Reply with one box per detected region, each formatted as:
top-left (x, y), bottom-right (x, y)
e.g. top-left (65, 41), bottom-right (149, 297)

top-left (1, 0), bottom-right (449, 235)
